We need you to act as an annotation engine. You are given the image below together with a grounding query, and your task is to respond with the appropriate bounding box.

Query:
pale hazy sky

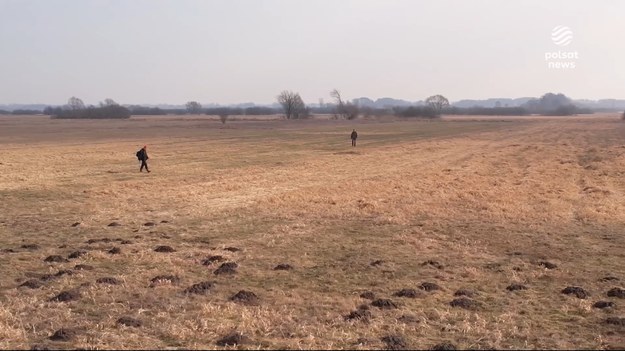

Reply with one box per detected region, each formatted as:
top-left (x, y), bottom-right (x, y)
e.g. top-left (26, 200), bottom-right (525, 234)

top-left (1, 0), bottom-right (623, 105)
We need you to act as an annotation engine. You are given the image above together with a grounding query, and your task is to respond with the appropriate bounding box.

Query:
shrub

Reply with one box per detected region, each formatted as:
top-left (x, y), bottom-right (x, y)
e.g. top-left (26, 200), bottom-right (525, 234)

top-left (50, 105), bottom-right (131, 119)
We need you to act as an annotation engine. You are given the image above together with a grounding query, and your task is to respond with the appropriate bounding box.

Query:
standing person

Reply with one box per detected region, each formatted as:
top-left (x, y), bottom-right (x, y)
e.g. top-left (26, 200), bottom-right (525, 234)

top-left (350, 129), bottom-right (358, 147)
top-left (136, 145), bottom-right (150, 173)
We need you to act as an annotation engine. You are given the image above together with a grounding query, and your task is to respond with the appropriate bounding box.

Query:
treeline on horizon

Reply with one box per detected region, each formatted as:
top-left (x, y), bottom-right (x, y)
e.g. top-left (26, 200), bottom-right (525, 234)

top-left (0, 93), bottom-right (602, 119)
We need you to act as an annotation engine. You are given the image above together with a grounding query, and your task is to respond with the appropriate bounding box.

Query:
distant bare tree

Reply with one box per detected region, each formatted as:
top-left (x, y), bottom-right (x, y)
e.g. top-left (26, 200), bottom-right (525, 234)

top-left (330, 89), bottom-right (359, 120)
top-left (186, 101), bottom-right (203, 114)
top-left (67, 96), bottom-right (85, 111)
top-left (425, 95), bottom-right (450, 114)
top-left (101, 98), bottom-right (119, 107)
top-left (277, 90), bottom-right (307, 119)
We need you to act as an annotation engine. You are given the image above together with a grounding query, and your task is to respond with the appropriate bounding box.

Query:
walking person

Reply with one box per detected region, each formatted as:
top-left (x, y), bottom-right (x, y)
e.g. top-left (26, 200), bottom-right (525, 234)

top-left (136, 145), bottom-right (150, 173)
top-left (350, 129), bottom-right (358, 147)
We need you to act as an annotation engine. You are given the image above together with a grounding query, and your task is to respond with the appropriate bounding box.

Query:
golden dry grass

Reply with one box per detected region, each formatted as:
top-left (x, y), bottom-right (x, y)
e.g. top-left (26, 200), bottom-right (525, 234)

top-left (1, 114), bottom-right (625, 349)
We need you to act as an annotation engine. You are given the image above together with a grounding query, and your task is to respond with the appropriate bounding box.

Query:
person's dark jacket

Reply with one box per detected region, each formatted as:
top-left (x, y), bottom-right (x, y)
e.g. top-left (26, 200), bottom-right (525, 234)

top-left (137, 149), bottom-right (149, 161)
top-left (351, 131), bottom-right (358, 140)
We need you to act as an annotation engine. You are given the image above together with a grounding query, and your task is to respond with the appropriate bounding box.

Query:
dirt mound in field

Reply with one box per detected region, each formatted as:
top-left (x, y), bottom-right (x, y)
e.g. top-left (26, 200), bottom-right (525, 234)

top-left (381, 335), bottom-right (408, 350)
top-left (506, 284), bottom-right (528, 291)
top-left (449, 297), bottom-right (481, 310)
top-left (154, 245), bottom-right (176, 253)
top-left (371, 299), bottom-right (398, 309)
top-left (607, 288), bottom-right (625, 298)
top-left (419, 282), bottom-right (442, 292)
top-left (360, 291), bottom-right (375, 300)
top-left (50, 290), bottom-right (81, 302)
top-left (19, 279), bottom-right (44, 289)
top-left (230, 290), bottom-right (259, 305)
top-left (150, 275), bottom-right (180, 286)
top-left (593, 301), bottom-right (615, 309)
top-left (393, 289), bottom-right (423, 298)
top-left (273, 263), bottom-right (294, 271)
top-left (214, 262), bottom-right (238, 275)
top-left (422, 260), bottom-right (444, 269)
top-left (599, 276), bottom-right (619, 282)
top-left (44, 255), bottom-right (68, 263)
top-left (74, 264), bottom-right (94, 271)
top-left (184, 281), bottom-right (215, 295)
top-left (216, 331), bottom-right (249, 346)
top-left (49, 328), bottom-right (77, 341)
top-left (538, 261), bottom-right (557, 269)
top-left (562, 286), bottom-right (589, 299)
top-left (67, 250), bottom-right (87, 259)
top-left (201, 255), bottom-right (225, 266)
top-left (605, 317), bottom-right (625, 326)
top-left (454, 288), bottom-right (477, 297)
top-left (54, 270), bottom-right (74, 277)
top-left (96, 277), bottom-right (121, 285)
top-left (117, 316), bottom-right (142, 327)
top-left (344, 309), bottom-right (372, 321)
top-left (430, 342), bottom-right (457, 350)
top-left (397, 315), bottom-right (419, 324)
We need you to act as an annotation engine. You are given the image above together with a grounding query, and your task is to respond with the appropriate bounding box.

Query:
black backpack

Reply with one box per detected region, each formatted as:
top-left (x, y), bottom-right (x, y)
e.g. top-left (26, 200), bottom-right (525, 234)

top-left (136, 150), bottom-right (142, 160)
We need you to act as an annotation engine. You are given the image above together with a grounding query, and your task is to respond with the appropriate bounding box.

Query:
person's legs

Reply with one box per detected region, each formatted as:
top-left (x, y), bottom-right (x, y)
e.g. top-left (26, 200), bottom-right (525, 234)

top-left (140, 160), bottom-right (147, 172)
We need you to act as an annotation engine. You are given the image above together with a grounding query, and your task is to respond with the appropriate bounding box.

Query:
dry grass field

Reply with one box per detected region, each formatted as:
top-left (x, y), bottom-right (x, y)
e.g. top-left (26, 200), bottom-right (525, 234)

top-left (1, 114), bottom-right (625, 350)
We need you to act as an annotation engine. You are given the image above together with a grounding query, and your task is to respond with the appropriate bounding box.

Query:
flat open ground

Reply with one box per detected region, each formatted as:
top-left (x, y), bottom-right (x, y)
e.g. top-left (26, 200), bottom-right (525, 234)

top-left (1, 114), bottom-right (625, 349)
